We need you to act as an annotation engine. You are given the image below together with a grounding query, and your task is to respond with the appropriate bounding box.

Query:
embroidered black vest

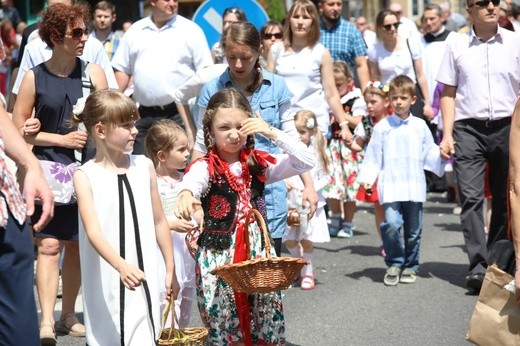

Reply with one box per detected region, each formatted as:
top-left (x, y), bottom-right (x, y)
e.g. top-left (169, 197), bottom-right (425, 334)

top-left (362, 116), bottom-right (375, 145)
top-left (330, 96), bottom-right (359, 141)
top-left (198, 173), bottom-right (268, 251)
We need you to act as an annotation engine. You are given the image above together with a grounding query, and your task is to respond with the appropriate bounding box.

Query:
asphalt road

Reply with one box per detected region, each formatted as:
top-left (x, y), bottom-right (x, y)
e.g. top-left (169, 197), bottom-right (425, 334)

top-left (46, 193), bottom-right (477, 345)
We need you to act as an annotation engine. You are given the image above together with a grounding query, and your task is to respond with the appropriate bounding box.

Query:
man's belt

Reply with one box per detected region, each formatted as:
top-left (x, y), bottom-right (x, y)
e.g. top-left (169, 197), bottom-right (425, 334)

top-left (138, 101), bottom-right (176, 112)
top-left (459, 117), bottom-right (511, 128)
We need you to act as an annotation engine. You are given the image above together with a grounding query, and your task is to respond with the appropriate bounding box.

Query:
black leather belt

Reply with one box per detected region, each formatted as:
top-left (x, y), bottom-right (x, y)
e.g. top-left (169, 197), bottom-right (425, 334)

top-left (459, 117), bottom-right (511, 128)
top-left (138, 101), bottom-right (176, 112)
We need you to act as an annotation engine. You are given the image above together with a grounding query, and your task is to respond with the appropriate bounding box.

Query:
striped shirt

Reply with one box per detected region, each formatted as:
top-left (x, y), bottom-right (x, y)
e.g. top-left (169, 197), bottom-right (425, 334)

top-left (90, 30), bottom-right (124, 61)
top-left (319, 18), bottom-right (367, 73)
top-left (0, 129), bottom-right (26, 227)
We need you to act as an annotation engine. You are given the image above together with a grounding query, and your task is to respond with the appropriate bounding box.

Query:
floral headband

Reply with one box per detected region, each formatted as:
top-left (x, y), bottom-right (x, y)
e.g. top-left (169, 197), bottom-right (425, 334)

top-left (366, 81), bottom-right (390, 93)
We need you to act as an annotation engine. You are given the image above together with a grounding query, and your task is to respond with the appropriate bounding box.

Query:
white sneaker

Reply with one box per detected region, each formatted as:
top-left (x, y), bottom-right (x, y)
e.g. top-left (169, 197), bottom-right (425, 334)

top-left (337, 223), bottom-right (354, 238)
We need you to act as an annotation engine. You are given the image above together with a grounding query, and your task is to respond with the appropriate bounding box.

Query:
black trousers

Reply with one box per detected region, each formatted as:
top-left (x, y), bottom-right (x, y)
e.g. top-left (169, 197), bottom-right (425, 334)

top-left (134, 104), bottom-right (181, 155)
top-left (0, 213), bottom-right (39, 345)
top-left (454, 118), bottom-right (510, 276)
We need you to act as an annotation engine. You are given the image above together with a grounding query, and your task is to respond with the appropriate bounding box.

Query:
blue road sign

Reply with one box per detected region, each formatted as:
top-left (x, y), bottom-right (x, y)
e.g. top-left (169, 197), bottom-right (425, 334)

top-left (192, 0), bottom-right (270, 49)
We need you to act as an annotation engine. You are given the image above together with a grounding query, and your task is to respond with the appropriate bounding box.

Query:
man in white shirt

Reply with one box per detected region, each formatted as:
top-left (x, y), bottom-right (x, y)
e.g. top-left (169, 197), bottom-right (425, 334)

top-left (355, 16), bottom-right (377, 49)
top-left (112, 0), bottom-right (212, 154)
top-left (421, 4), bottom-right (455, 125)
top-left (389, 2), bottom-right (420, 39)
top-left (89, 0), bottom-right (123, 60)
top-left (437, 0), bottom-right (520, 293)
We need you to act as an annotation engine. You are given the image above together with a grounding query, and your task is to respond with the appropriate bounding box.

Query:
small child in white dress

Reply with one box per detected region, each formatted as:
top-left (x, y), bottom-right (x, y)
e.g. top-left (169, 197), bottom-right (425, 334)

top-left (283, 110), bottom-right (330, 290)
top-left (145, 119), bottom-right (201, 328)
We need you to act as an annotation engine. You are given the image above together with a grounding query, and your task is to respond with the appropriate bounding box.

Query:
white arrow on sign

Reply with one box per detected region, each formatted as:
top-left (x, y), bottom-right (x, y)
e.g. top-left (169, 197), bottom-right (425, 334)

top-left (202, 7), bottom-right (223, 34)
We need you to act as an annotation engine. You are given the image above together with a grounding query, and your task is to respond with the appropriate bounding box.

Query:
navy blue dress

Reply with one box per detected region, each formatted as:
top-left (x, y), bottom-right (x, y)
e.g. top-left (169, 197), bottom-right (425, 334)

top-left (31, 58), bottom-right (85, 241)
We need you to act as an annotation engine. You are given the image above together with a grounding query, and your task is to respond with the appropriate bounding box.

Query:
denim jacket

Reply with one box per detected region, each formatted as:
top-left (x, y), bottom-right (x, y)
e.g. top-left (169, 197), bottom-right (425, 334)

top-left (195, 68), bottom-right (293, 238)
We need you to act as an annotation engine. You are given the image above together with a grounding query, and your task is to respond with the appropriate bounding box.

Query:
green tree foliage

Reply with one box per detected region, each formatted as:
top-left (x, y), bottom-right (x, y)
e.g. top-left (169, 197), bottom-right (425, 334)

top-left (260, 0), bottom-right (287, 22)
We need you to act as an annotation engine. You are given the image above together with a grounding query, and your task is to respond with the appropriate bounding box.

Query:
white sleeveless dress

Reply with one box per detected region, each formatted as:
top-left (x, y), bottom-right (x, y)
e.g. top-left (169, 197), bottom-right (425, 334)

top-left (78, 155), bottom-right (161, 346)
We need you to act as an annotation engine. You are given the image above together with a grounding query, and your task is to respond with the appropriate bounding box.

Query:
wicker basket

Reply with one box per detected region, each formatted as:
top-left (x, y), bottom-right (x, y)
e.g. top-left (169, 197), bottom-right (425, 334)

top-left (157, 296), bottom-right (208, 346)
top-left (211, 209), bottom-right (308, 294)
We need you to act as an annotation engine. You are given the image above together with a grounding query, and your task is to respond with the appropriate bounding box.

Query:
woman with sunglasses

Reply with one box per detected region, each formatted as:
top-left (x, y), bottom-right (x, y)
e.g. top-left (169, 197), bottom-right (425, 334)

top-left (12, 3), bottom-right (107, 344)
top-left (367, 9), bottom-right (433, 122)
top-left (211, 7), bottom-right (247, 64)
top-left (259, 20), bottom-right (283, 69)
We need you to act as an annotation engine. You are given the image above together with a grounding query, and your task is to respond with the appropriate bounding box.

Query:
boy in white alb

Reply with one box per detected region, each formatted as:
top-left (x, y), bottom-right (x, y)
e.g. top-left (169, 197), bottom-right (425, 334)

top-left (357, 75), bottom-right (444, 286)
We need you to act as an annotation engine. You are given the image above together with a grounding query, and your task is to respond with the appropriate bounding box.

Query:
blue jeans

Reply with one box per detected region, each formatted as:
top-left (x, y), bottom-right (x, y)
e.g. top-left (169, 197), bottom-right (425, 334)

top-left (381, 201), bottom-right (423, 272)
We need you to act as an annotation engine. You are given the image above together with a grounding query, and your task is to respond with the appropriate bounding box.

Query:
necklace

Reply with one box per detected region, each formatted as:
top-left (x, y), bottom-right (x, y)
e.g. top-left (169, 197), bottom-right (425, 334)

top-left (156, 174), bottom-right (178, 189)
top-left (205, 148), bottom-right (253, 194)
top-left (221, 159), bottom-right (251, 193)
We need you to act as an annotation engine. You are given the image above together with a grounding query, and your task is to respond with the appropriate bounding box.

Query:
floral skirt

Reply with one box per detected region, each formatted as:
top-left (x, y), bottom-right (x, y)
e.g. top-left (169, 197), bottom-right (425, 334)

top-left (195, 220), bottom-right (285, 345)
top-left (323, 138), bottom-right (363, 202)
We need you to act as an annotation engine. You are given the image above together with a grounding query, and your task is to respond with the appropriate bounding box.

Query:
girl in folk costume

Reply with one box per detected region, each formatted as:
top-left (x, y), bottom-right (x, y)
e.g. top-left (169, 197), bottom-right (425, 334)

top-left (73, 90), bottom-right (179, 345)
top-left (283, 110), bottom-right (330, 290)
top-left (349, 81), bottom-right (392, 256)
top-left (174, 88), bottom-right (314, 345)
top-left (324, 61), bottom-right (367, 238)
top-left (145, 120), bottom-right (199, 328)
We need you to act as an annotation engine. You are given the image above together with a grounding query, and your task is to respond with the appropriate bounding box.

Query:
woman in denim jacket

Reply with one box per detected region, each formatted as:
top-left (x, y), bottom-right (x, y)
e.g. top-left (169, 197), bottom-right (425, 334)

top-left (192, 22), bottom-right (318, 255)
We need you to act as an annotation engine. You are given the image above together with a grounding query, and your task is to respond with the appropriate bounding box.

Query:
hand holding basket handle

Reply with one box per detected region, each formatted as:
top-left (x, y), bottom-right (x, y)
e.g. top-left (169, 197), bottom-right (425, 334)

top-left (157, 294), bottom-right (208, 345)
top-left (211, 209), bottom-right (308, 294)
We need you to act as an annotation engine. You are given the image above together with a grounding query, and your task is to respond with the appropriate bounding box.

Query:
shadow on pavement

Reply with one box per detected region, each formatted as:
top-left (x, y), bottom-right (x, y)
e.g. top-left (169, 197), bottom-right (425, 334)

top-left (345, 267), bottom-right (385, 282)
top-left (435, 222), bottom-right (461, 233)
top-left (313, 245), bottom-right (352, 253)
top-left (424, 205), bottom-right (458, 215)
top-left (344, 261), bottom-right (468, 289)
top-left (417, 261), bottom-right (467, 288)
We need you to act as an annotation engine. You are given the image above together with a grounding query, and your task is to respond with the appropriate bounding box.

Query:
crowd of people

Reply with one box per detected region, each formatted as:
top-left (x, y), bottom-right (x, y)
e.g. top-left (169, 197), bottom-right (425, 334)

top-left (0, 0), bottom-right (519, 344)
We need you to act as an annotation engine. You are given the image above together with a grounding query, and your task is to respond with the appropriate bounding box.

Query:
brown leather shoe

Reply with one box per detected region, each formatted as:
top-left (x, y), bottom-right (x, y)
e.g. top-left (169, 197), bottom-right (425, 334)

top-left (56, 312), bottom-right (85, 337)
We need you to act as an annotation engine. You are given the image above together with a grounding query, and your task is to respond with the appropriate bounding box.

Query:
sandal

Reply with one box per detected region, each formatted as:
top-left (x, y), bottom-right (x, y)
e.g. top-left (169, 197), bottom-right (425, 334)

top-left (56, 312), bottom-right (85, 337)
top-left (40, 323), bottom-right (57, 345)
top-left (300, 275), bottom-right (315, 290)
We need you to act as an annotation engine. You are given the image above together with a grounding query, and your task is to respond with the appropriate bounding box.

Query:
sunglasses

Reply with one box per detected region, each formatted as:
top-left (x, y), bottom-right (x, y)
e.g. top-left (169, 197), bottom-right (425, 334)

top-left (383, 22), bottom-right (401, 30)
top-left (263, 32), bottom-right (283, 40)
top-left (67, 27), bottom-right (89, 40)
top-left (468, 0), bottom-right (500, 7)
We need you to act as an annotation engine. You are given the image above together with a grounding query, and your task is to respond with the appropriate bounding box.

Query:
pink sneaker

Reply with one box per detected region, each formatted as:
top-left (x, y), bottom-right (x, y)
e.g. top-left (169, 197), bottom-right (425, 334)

top-left (301, 275), bottom-right (315, 290)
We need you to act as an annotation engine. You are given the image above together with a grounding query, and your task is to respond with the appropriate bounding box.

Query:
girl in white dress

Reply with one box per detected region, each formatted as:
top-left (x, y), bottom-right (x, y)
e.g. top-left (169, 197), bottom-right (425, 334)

top-left (283, 110), bottom-right (330, 290)
top-left (174, 88), bottom-right (314, 345)
top-left (145, 119), bottom-right (199, 328)
top-left (73, 89), bottom-right (179, 346)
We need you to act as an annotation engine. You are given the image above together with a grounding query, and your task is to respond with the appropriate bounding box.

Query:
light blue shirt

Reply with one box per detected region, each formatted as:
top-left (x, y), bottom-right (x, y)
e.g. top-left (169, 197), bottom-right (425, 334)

top-left (357, 114), bottom-right (444, 204)
top-left (195, 68), bottom-right (294, 238)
